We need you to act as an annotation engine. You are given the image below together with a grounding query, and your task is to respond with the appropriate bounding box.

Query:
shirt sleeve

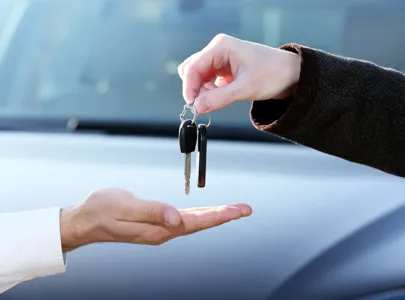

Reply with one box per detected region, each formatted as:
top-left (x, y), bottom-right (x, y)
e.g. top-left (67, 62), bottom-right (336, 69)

top-left (0, 207), bottom-right (67, 294)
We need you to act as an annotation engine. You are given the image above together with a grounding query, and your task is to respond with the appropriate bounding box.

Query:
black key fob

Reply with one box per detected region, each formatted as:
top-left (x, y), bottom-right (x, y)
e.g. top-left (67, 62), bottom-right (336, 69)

top-left (197, 124), bottom-right (207, 188)
top-left (179, 119), bottom-right (197, 153)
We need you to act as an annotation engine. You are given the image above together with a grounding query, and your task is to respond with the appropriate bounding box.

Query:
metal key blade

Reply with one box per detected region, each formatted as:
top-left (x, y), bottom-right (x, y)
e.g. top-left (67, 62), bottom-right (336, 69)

top-left (184, 153), bottom-right (191, 195)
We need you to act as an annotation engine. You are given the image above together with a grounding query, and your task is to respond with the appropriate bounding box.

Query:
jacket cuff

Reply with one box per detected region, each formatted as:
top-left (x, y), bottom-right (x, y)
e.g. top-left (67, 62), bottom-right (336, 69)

top-left (250, 44), bottom-right (319, 136)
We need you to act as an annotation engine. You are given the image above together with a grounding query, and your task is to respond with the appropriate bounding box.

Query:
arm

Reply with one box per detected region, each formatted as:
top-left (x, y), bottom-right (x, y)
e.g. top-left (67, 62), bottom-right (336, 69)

top-left (250, 44), bottom-right (405, 177)
top-left (0, 188), bottom-right (251, 294)
top-left (178, 34), bottom-right (405, 178)
top-left (0, 208), bottom-right (66, 294)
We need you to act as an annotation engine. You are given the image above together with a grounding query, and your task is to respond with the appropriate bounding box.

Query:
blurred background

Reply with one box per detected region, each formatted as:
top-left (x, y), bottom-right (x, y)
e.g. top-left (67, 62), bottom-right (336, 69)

top-left (0, 0), bottom-right (404, 131)
top-left (2, 1), bottom-right (405, 300)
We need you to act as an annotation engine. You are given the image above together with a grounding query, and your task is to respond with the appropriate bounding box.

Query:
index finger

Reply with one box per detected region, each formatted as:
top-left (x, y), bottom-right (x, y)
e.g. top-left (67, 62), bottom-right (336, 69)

top-left (180, 50), bottom-right (215, 103)
top-left (178, 51), bottom-right (200, 81)
top-left (179, 35), bottom-right (233, 103)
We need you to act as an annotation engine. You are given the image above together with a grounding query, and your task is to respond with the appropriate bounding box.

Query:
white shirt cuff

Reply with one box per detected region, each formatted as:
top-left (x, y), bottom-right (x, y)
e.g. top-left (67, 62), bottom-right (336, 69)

top-left (0, 207), bottom-right (67, 287)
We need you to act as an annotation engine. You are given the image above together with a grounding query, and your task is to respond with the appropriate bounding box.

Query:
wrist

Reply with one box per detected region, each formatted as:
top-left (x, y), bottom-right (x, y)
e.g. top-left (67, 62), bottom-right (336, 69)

top-left (275, 45), bottom-right (302, 100)
top-left (271, 50), bottom-right (301, 100)
top-left (285, 52), bottom-right (301, 95)
top-left (60, 207), bottom-right (83, 252)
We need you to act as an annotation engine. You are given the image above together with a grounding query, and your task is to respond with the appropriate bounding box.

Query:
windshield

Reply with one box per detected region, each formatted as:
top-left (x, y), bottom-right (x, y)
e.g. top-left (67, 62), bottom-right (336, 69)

top-left (0, 0), bottom-right (404, 137)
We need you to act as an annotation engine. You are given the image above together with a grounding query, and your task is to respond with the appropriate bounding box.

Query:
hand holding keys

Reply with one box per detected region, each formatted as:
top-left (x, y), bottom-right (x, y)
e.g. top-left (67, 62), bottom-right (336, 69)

top-left (179, 100), bottom-right (210, 195)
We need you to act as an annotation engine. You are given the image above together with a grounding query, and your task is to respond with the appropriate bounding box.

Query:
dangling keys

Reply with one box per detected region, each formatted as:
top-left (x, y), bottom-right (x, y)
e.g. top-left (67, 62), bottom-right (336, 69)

top-left (197, 123), bottom-right (208, 188)
top-left (179, 100), bottom-right (197, 195)
top-left (179, 99), bottom-right (211, 194)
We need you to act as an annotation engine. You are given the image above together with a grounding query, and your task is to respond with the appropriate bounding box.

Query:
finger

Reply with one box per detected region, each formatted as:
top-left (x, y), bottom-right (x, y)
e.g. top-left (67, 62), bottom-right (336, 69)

top-left (199, 77), bottom-right (218, 94)
top-left (178, 51), bottom-right (200, 81)
top-left (114, 204), bottom-right (252, 245)
top-left (203, 81), bottom-right (217, 91)
top-left (179, 203), bottom-right (252, 216)
top-left (202, 76), bottom-right (232, 91)
top-left (182, 47), bottom-right (229, 103)
top-left (120, 199), bottom-right (182, 227)
top-left (194, 75), bottom-right (248, 113)
top-left (179, 204), bottom-right (252, 235)
top-left (215, 76), bottom-right (232, 88)
top-left (199, 86), bottom-right (210, 94)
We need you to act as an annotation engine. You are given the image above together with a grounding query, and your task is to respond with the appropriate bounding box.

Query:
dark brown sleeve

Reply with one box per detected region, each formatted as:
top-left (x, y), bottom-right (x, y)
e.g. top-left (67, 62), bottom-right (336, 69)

top-left (250, 44), bottom-right (405, 177)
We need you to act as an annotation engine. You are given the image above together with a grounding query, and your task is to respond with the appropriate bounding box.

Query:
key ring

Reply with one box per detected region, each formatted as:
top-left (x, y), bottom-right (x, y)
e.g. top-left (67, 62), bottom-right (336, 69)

top-left (179, 99), bottom-right (211, 127)
top-left (179, 99), bottom-right (197, 123)
top-left (195, 114), bottom-right (211, 128)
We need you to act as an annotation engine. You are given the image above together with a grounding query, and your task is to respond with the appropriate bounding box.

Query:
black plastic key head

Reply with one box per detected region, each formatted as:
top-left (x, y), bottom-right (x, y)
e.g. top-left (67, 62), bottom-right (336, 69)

top-left (197, 124), bottom-right (207, 188)
top-left (179, 119), bottom-right (197, 153)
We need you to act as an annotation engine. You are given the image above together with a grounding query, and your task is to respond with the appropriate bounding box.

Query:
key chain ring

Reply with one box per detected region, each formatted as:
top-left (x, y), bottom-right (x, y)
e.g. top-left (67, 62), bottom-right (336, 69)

top-left (195, 113), bottom-right (211, 128)
top-left (179, 107), bottom-right (197, 123)
top-left (179, 99), bottom-right (197, 123)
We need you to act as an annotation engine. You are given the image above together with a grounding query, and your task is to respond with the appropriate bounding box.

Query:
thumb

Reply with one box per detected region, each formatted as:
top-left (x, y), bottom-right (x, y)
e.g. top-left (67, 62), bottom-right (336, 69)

top-left (194, 76), bottom-right (248, 113)
top-left (131, 199), bottom-right (182, 227)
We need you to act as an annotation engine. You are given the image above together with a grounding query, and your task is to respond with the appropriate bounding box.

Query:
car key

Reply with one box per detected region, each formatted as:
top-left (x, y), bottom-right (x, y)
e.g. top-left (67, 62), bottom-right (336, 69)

top-left (196, 124), bottom-right (207, 188)
top-left (179, 119), bottom-right (197, 195)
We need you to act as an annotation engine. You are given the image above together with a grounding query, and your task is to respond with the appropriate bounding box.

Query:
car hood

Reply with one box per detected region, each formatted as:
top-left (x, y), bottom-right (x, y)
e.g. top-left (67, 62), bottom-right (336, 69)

top-left (2, 131), bottom-right (405, 300)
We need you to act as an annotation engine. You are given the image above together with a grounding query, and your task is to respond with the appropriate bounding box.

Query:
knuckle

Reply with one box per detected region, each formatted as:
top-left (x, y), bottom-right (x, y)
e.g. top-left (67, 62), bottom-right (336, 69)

top-left (212, 33), bottom-right (230, 45)
top-left (179, 52), bottom-right (199, 76)
top-left (145, 205), bottom-right (159, 223)
top-left (86, 190), bottom-right (104, 204)
top-left (183, 63), bottom-right (191, 75)
top-left (145, 202), bottom-right (168, 223)
top-left (86, 188), bottom-right (131, 205)
top-left (183, 61), bottom-right (196, 76)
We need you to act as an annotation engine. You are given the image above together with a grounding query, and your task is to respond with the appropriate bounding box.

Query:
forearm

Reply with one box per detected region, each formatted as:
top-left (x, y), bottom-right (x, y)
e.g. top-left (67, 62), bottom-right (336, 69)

top-left (0, 208), bottom-right (66, 294)
top-left (251, 44), bottom-right (405, 177)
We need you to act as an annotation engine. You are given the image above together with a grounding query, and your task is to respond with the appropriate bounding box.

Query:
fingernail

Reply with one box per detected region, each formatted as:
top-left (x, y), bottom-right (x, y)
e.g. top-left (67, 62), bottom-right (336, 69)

top-left (240, 206), bottom-right (252, 216)
top-left (165, 211), bottom-right (179, 226)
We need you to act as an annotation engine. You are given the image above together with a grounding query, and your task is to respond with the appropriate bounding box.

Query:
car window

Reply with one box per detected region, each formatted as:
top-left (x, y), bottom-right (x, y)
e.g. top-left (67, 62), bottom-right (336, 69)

top-left (0, 0), bottom-right (404, 130)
